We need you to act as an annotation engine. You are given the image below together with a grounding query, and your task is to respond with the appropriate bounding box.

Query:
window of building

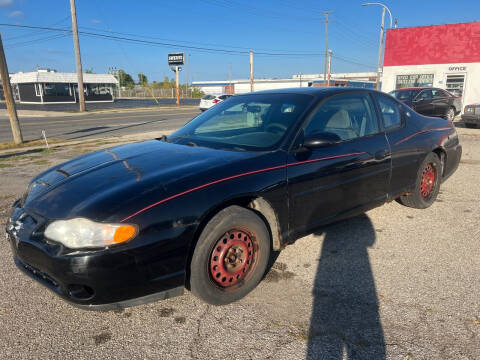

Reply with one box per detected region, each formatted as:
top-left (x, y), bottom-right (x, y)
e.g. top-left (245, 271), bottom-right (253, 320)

top-left (375, 95), bottom-right (402, 130)
top-left (34, 83), bottom-right (41, 96)
top-left (304, 93), bottom-right (379, 142)
top-left (445, 74), bottom-right (465, 97)
top-left (395, 74), bottom-right (434, 89)
top-left (43, 83), bottom-right (56, 96)
top-left (55, 83), bottom-right (70, 97)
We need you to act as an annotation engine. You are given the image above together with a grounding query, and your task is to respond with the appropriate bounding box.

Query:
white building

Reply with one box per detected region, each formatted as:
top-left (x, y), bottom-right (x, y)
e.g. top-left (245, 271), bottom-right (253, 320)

top-left (10, 69), bottom-right (118, 104)
top-left (193, 72), bottom-right (376, 95)
top-left (381, 22), bottom-right (480, 111)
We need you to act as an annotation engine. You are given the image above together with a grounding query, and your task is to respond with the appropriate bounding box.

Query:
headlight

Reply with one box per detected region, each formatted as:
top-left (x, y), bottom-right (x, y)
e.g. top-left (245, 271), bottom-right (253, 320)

top-left (44, 218), bottom-right (137, 249)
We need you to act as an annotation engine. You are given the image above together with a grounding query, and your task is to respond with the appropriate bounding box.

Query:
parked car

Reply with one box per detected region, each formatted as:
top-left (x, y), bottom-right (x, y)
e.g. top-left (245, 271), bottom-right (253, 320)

top-left (389, 87), bottom-right (461, 121)
top-left (6, 87), bottom-right (462, 310)
top-left (461, 103), bottom-right (480, 128)
top-left (199, 94), bottom-right (232, 111)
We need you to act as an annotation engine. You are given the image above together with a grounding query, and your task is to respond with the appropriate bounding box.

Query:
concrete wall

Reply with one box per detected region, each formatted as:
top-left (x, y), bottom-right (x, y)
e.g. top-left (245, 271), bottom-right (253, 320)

top-left (382, 62), bottom-right (480, 111)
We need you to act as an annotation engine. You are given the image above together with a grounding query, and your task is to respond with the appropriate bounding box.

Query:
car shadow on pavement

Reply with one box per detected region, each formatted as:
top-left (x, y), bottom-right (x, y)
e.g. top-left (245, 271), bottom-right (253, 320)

top-left (306, 214), bottom-right (386, 360)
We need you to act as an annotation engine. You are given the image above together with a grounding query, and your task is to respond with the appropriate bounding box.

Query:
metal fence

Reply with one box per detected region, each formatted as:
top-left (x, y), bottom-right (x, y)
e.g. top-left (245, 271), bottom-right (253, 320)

top-left (115, 87), bottom-right (196, 99)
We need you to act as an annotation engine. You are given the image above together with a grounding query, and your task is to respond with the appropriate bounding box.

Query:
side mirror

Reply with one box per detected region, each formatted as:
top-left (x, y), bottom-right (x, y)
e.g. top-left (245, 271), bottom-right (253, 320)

top-left (303, 132), bottom-right (341, 149)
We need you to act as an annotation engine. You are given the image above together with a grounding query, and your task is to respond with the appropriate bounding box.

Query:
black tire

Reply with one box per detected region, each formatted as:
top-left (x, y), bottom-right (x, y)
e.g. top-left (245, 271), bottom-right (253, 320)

top-left (465, 123), bottom-right (477, 129)
top-left (190, 205), bottom-right (271, 305)
top-left (397, 152), bottom-right (442, 209)
top-left (445, 107), bottom-right (455, 121)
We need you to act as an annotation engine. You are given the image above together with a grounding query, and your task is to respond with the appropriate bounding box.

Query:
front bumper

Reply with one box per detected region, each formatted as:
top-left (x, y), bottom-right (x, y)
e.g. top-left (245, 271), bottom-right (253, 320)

top-left (461, 114), bottom-right (480, 124)
top-left (6, 204), bottom-right (189, 310)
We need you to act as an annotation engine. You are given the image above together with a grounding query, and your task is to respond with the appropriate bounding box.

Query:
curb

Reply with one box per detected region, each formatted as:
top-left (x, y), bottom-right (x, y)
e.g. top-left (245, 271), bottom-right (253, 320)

top-left (1, 105), bottom-right (199, 118)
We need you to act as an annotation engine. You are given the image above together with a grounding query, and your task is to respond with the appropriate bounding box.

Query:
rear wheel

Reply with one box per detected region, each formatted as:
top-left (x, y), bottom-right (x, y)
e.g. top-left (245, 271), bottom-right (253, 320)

top-left (445, 107), bottom-right (455, 121)
top-left (190, 205), bottom-right (271, 305)
top-left (397, 152), bottom-right (442, 209)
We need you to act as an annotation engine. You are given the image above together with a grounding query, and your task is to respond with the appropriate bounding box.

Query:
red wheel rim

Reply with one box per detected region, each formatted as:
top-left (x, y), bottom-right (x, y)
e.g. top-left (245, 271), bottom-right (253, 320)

top-left (420, 163), bottom-right (436, 198)
top-left (209, 230), bottom-right (255, 288)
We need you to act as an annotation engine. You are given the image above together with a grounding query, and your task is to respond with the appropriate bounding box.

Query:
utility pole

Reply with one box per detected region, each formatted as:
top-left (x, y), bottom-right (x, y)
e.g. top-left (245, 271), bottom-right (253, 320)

top-left (323, 11), bottom-right (332, 82)
top-left (70, 0), bottom-right (86, 112)
top-left (175, 66), bottom-right (180, 105)
top-left (249, 50), bottom-right (254, 92)
top-left (0, 33), bottom-right (23, 144)
top-left (327, 50), bottom-right (333, 87)
top-left (185, 54), bottom-right (189, 97)
top-left (375, 7), bottom-right (386, 90)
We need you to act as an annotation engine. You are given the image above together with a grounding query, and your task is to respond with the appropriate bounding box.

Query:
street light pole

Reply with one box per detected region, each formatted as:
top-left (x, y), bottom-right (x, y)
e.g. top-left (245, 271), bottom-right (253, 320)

top-left (375, 7), bottom-right (386, 90)
top-left (362, 2), bottom-right (393, 90)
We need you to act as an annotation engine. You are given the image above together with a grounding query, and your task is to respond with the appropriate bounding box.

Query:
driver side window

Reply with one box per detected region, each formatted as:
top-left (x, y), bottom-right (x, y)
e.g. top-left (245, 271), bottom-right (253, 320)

top-left (304, 93), bottom-right (379, 142)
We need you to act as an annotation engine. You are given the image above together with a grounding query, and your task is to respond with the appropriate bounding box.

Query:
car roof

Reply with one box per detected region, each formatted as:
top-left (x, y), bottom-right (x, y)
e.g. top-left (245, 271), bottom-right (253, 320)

top-left (393, 87), bottom-right (438, 91)
top-left (248, 87), bottom-right (380, 98)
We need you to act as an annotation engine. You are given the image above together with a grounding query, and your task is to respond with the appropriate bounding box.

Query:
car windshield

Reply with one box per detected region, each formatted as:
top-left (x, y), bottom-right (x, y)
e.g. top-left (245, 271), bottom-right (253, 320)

top-left (202, 95), bottom-right (215, 100)
top-left (169, 93), bottom-right (313, 151)
top-left (390, 89), bottom-right (419, 101)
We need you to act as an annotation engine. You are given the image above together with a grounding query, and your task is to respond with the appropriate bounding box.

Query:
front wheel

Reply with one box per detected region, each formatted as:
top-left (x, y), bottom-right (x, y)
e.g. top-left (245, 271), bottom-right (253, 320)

top-left (190, 205), bottom-right (271, 305)
top-left (397, 152), bottom-right (442, 209)
top-left (445, 107), bottom-right (455, 121)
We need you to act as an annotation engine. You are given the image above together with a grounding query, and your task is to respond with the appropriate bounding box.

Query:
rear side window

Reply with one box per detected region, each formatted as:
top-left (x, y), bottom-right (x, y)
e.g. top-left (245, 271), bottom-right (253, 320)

top-left (376, 95), bottom-right (402, 130)
top-left (416, 89), bottom-right (433, 101)
top-left (304, 93), bottom-right (379, 142)
top-left (432, 89), bottom-right (446, 98)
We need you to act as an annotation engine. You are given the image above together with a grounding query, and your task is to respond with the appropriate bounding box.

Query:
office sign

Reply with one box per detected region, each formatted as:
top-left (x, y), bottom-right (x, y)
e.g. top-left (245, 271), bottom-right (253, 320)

top-left (168, 53), bottom-right (184, 66)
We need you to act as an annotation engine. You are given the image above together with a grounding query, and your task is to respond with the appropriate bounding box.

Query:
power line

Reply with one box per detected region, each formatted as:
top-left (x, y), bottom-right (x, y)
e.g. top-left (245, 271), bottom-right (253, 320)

top-left (3, 16), bottom-right (70, 41)
top-left (78, 25), bottom-right (318, 54)
top-left (0, 22), bottom-right (377, 70)
top-left (0, 23), bottom-right (325, 56)
top-left (6, 34), bottom-right (70, 49)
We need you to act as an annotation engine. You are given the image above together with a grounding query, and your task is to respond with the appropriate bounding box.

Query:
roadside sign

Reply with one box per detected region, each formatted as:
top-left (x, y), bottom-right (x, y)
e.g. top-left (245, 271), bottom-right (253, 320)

top-left (168, 53), bottom-right (184, 66)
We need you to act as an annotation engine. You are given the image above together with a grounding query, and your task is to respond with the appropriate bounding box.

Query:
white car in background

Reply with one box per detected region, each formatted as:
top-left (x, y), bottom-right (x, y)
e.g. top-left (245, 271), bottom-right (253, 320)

top-left (199, 94), bottom-right (232, 111)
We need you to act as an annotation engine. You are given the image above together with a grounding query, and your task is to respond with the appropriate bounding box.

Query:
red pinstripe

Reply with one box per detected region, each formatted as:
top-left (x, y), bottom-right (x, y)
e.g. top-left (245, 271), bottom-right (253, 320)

top-left (120, 152), bottom-right (366, 222)
top-left (394, 127), bottom-right (452, 146)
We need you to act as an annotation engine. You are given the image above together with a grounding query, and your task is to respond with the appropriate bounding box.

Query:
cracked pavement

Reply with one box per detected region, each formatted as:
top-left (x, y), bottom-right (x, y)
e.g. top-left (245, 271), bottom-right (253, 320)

top-left (0, 127), bottom-right (479, 359)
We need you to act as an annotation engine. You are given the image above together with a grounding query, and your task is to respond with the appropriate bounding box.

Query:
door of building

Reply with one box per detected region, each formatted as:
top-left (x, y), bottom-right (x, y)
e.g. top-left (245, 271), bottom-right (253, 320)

top-left (445, 74), bottom-right (465, 101)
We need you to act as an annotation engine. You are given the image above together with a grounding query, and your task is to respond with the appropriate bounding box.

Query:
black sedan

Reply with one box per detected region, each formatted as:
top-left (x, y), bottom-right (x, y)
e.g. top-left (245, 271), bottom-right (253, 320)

top-left (390, 87), bottom-right (462, 121)
top-left (6, 87), bottom-right (462, 310)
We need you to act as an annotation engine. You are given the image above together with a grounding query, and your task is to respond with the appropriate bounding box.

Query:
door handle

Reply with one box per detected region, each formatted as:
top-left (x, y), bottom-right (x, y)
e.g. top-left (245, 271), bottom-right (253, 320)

top-left (375, 149), bottom-right (389, 160)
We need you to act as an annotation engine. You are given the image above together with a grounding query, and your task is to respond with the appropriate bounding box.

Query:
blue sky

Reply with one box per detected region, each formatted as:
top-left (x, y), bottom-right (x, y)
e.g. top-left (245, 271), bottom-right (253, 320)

top-left (0, 0), bottom-right (478, 83)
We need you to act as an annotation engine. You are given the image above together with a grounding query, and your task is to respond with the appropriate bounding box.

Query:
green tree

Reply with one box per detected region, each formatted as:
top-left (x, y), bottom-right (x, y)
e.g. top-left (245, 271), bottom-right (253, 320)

top-left (191, 87), bottom-right (205, 98)
top-left (117, 70), bottom-right (135, 88)
top-left (162, 76), bottom-right (172, 89)
top-left (138, 73), bottom-right (148, 86)
top-left (85, 68), bottom-right (94, 74)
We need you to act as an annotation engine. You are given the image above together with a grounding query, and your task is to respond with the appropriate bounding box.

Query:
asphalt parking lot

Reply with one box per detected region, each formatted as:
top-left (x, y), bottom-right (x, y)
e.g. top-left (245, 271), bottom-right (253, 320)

top-left (0, 126), bottom-right (479, 359)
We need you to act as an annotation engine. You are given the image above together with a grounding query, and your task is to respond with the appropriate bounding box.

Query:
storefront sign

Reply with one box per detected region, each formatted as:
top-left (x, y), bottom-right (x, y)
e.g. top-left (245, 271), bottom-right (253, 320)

top-left (168, 53), bottom-right (184, 66)
top-left (395, 74), bottom-right (434, 89)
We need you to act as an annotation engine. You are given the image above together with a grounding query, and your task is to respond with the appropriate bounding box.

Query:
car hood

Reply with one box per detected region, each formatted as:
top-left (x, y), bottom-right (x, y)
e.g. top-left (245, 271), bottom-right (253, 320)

top-left (23, 140), bottom-right (255, 222)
